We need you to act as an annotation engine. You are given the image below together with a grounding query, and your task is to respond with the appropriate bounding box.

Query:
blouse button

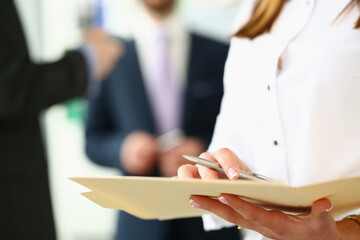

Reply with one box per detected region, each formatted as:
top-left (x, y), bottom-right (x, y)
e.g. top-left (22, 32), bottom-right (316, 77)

top-left (267, 85), bottom-right (271, 91)
top-left (273, 140), bottom-right (278, 146)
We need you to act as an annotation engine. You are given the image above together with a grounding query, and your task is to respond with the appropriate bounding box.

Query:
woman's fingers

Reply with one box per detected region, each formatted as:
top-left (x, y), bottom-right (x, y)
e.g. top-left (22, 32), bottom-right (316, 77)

top-left (177, 152), bottom-right (222, 180)
top-left (309, 198), bottom-right (337, 234)
top-left (213, 148), bottom-right (247, 180)
top-left (179, 149), bottom-right (251, 181)
top-left (311, 198), bottom-right (333, 217)
top-left (189, 195), bottom-right (243, 224)
top-left (219, 194), bottom-right (287, 230)
top-left (192, 193), bottom-right (299, 239)
top-left (189, 195), bottom-right (274, 237)
top-left (214, 195), bottom-right (338, 240)
top-left (177, 164), bottom-right (201, 179)
top-left (199, 152), bottom-right (217, 161)
top-left (197, 164), bottom-right (220, 180)
top-left (198, 152), bottom-right (223, 180)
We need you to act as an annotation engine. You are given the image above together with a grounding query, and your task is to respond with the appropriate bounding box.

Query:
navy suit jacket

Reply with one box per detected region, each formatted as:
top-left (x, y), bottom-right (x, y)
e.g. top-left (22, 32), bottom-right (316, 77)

top-left (86, 34), bottom-right (229, 174)
top-left (85, 34), bottom-right (241, 240)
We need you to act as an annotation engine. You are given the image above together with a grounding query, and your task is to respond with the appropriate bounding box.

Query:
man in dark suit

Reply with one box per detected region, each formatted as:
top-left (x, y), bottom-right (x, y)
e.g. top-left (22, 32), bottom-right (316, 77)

top-left (85, 0), bottom-right (241, 240)
top-left (0, 0), bottom-right (121, 239)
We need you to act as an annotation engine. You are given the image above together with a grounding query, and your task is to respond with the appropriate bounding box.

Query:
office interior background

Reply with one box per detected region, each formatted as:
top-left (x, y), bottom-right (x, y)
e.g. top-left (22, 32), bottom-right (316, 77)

top-left (17, 0), bottom-right (242, 239)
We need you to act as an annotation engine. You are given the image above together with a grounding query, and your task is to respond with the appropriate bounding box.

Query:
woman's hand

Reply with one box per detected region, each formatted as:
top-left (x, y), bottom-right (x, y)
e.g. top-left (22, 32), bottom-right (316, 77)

top-left (177, 147), bottom-right (344, 240)
top-left (177, 148), bottom-right (251, 180)
top-left (189, 195), bottom-right (339, 240)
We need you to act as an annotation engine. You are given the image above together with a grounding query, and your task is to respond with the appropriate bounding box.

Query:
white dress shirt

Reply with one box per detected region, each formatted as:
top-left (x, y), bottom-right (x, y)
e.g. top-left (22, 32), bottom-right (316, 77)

top-left (133, 7), bottom-right (190, 102)
top-left (132, 7), bottom-right (190, 136)
top-left (203, 0), bottom-right (360, 239)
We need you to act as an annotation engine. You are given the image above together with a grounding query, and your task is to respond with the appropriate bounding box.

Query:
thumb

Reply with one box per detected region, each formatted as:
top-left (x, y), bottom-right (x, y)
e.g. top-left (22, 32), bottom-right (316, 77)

top-left (310, 198), bottom-right (339, 236)
top-left (311, 198), bottom-right (333, 218)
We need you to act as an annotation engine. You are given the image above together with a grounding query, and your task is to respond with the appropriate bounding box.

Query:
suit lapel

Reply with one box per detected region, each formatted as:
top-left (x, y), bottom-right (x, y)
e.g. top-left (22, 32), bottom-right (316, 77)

top-left (182, 34), bottom-right (199, 129)
top-left (121, 41), bottom-right (156, 133)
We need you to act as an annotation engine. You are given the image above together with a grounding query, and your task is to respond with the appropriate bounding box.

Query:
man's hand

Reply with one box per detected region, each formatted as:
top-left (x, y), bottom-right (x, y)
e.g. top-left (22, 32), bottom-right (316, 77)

top-left (120, 131), bottom-right (159, 175)
top-left (158, 137), bottom-right (205, 177)
top-left (84, 27), bottom-right (122, 80)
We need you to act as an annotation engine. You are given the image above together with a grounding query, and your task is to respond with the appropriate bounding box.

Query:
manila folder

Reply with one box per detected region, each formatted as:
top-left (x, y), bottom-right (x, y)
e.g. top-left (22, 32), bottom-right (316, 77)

top-left (70, 176), bottom-right (360, 220)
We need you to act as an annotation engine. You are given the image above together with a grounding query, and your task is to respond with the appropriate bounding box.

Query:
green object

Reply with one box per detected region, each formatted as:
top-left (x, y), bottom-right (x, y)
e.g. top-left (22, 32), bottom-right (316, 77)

top-left (64, 98), bottom-right (87, 124)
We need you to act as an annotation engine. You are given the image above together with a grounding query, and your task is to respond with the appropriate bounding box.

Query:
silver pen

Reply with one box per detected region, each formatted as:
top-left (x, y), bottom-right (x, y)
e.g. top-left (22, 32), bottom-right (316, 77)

top-left (182, 154), bottom-right (275, 182)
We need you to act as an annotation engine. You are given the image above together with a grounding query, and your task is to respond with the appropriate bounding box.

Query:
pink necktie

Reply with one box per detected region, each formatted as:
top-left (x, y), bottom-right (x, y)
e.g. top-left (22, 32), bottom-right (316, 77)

top-left (147, 30), bottom-right (182, 135)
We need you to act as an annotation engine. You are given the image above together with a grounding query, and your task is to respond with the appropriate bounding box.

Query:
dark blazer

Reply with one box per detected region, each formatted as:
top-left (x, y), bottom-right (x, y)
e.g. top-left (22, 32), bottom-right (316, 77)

top-left (85, 36), bottom-right (241, 240)
top-left (0, 1), bottom-right (89, 239)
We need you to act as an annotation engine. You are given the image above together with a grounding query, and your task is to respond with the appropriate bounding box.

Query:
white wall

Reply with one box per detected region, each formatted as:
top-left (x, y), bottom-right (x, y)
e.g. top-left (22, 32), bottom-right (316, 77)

top-left (14, 0), bottom-right (44, 62)
top-left (44, 106), bottom-right (118, 240)
top-left (101, 0), bottom-right (242, 41)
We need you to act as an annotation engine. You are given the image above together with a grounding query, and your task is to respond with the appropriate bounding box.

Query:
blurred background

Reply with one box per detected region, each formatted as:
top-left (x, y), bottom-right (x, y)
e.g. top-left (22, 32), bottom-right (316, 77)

top-left (16, 0), bottom-right (242, 239)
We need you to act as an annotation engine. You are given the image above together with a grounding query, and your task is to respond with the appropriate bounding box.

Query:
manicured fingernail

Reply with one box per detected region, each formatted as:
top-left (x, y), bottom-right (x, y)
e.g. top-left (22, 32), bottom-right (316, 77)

top-left (218, 196), bottom-right (230, 205)
top-left (228, 168), bottom-right (238, 179)
top-left (325, 202), bottom-right (333, 212)
top-left (189, 199), bottom-right (202, 209)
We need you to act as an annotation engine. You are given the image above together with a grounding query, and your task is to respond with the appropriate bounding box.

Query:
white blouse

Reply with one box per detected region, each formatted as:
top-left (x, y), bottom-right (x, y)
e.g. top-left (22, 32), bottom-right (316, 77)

top-left (203, 0), bottom-right (360, 239)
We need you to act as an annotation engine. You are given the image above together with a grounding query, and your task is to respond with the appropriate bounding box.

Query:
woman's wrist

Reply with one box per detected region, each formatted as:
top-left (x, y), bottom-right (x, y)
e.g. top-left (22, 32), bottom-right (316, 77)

top-left (343, 215), bottom-right (360, 226)
top-left (337, 215), bottom-right (360, 240)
